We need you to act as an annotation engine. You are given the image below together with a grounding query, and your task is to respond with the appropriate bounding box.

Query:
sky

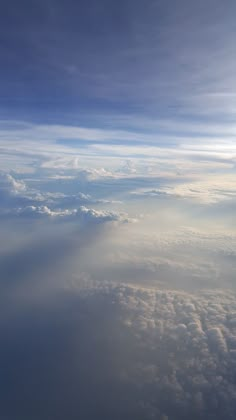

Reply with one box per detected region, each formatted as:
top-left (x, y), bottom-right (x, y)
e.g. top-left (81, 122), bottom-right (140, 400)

top-left (0, 1), bottom-right (236, 419)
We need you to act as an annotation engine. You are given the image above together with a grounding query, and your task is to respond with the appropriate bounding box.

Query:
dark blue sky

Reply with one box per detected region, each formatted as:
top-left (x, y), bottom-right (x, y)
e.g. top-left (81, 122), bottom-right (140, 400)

top-left (1, 0), bottom-right (236, 126)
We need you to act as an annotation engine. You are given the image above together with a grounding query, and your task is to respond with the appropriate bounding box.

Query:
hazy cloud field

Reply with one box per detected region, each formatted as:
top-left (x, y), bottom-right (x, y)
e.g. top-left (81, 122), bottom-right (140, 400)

top-left (0, 0), bottom-right (236, 418)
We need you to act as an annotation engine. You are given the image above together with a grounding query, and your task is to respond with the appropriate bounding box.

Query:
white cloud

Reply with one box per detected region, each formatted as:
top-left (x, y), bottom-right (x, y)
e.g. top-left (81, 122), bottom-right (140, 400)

top-left (0, 173), bottom-right (26, 194)
top-left (75, 206), bottom-right (137, 224)
top-left (57, 281), bottom-right (236, 419)
top-left (15, 205), bottom-right (77, 218)
top-left (11, 204), bottom-right (136, 225)
top-left (131, 175), bottom-right (236, 204)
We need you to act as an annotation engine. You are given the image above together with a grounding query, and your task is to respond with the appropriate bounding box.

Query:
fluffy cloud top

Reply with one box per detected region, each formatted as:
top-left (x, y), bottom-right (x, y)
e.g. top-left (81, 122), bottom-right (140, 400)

top-left (76, 206), bottom-right (134, 224)
top-left (2, 281), bottom-right (236, 420)
top-left (0, 172), bottom-right (132, 224)
top-left (13, 204), bottom-right (135, 224)
top-left (15, 205), bottom-right (77, 217)
top-left (83, 283), bottom-right (236, 419)
top-left (0, 173), bottom-right (26, 194)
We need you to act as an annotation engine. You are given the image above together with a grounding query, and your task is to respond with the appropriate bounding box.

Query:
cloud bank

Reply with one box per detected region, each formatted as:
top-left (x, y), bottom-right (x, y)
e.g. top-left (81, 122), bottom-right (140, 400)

top-left (1, 283), bottom-right (236, 420)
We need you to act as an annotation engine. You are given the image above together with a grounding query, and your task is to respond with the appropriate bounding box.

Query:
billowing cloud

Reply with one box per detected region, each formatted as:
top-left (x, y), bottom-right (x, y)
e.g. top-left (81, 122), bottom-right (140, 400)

top-left (0, 172), bottom-right (26, 195)
top-left (1, 282), bottom-right (236, 419)
top-left (12, 204), bottom-right (136, 225)
top-left (92, 283), bottom-right (236, 419)
top-left (15, 205), bottom-right (77, 217)
top-left (75, 206), bottom-right (134, 224)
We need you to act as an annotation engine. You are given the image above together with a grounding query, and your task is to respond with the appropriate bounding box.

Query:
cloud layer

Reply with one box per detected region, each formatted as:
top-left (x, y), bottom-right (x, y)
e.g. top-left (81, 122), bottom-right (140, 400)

top-left (1, 282), bottom-right (236, 419)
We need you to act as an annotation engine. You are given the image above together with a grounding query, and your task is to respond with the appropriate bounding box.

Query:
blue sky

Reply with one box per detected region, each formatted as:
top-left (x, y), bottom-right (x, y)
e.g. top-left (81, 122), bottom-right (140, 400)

top-left (0, 0), bottom-right (236, 170)
top-left (1, 0), bottom-right (236, 128)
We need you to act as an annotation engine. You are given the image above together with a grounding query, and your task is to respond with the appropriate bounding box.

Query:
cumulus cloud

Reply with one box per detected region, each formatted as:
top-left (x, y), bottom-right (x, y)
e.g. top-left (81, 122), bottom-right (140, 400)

top-left (1, 274), bottom-right (236, 419)
top-left (102, 284), bottom-right (236, 419)
top-left (12, 205), bottom-right (136, 225)
top-left (15, 205), bottom-right (77, 217)
top-left (8, 282), bottom-right (233, 420)
top-left (0, 171), bottom-right (125, 221)
top-left (0, 172), bottom-right (26, 195)
top-left (75, 206), bottom-right (136, 224)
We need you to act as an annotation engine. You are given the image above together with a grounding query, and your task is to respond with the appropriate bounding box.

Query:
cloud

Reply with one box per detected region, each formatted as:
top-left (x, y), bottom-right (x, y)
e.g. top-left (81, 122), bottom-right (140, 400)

top-left (75, 206), bottom-right (136, 224)
top-left (0, 172), bottom-right (34, 208)
top-left (0, 172), bottom-right (26, 194)
top-left (1, 119), bottom-right (236, 172)
top-left (2, 282), bottom-right (236, 419)
top-left (110, 284), bottom-right (236, 418)
top-left (131, 175), bottom-right (236, 204)
top-left (11, 205), bottom-right (136, 225)
top-left (15, 205), bottom-right (77, 218)
top-left (75, 168), bottom-right (115, 181)
top-left (0, 171), bottom-right (124, 218)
